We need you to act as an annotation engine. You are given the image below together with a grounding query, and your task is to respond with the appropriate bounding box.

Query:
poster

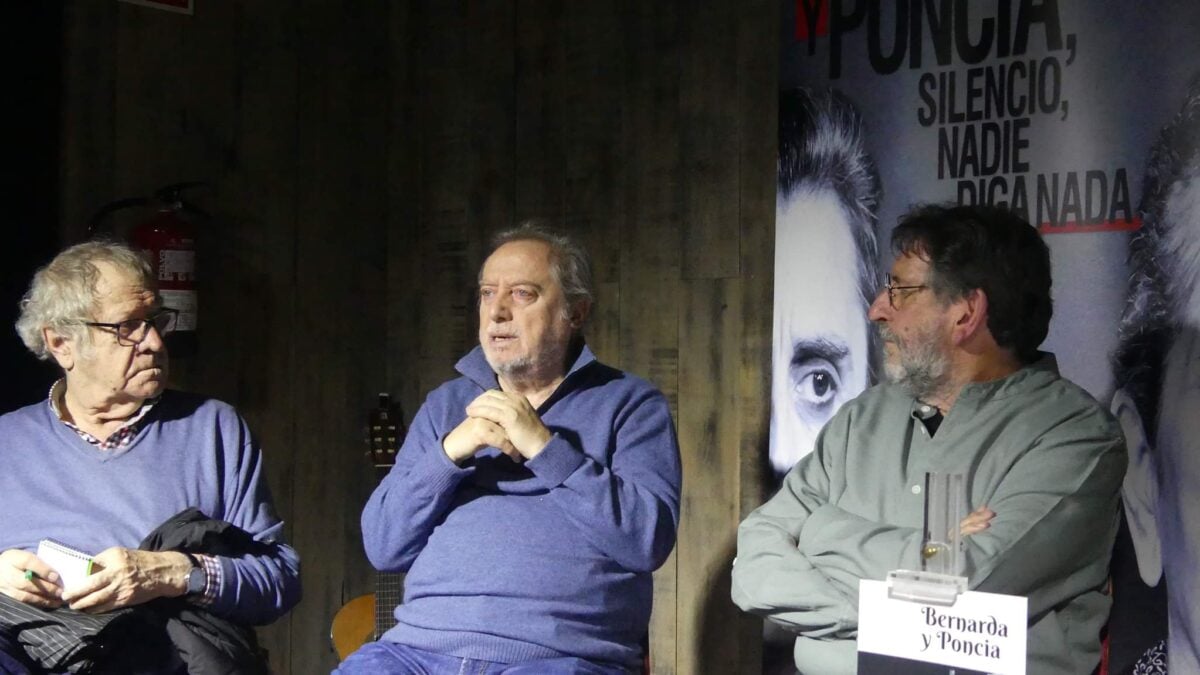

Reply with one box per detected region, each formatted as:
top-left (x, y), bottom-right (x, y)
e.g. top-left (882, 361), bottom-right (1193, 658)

top-left (772, 2), bottom-right (1200, 673)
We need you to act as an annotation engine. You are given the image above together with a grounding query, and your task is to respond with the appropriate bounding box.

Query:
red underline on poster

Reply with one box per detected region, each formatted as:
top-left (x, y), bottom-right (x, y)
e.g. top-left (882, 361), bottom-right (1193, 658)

top-left (1037, 218), bottom-right (1141, 234)
top-left (795, 0), bottom-right (830, 39)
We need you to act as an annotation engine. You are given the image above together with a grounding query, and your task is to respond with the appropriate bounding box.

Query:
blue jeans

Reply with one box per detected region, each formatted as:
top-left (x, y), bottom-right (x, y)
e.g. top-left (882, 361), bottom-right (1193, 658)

top-left (332, 641), bottom-right (629, 675)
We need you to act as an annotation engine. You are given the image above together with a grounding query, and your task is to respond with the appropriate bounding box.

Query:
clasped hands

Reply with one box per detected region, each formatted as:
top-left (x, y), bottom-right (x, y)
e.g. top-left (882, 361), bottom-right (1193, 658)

top-left (442, 389), bottom-right (551, 464)
top-left (0, 547), bottom-right (192, 612)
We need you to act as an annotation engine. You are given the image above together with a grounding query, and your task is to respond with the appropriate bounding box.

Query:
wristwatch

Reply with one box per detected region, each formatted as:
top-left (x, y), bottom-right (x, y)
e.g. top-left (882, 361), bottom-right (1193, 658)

top-left (182, 552), bottom-right (205, 597)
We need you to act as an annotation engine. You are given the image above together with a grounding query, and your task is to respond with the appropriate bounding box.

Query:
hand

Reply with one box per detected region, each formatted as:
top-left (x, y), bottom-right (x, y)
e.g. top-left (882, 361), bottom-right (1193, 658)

top-left (62, 548), bottom-right (190, 613)
top-left (442, 416), bottom-right (521, 464)
top-left (0, 548), bottom-right (63, 608)
top-left (959, 505), bottom-right (996, 537)
top-left (465, 390), bottom-right (553, 460)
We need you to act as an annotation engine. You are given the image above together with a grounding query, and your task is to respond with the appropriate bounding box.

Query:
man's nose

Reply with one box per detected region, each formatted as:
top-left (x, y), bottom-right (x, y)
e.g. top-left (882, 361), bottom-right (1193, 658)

top-left (867, 290), bottom-right (891, 322)
top-left (488, 293), bottom-right (512, 321)
top-left (137, 323), bottom-right (167, 352)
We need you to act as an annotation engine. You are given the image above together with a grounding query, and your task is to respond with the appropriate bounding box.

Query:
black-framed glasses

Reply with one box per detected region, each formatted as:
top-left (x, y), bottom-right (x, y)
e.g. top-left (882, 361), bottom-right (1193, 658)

top-left (882, 274), bottom-right (929, 309)
top-left (82, 308), bottom-right (179, 346)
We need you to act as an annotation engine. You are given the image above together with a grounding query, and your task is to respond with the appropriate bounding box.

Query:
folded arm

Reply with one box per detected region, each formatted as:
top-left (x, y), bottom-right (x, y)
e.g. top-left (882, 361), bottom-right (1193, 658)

top-left (786, 417), bottom-right (1125, 621)
top-left (732, 416), bottom-right (861, 638)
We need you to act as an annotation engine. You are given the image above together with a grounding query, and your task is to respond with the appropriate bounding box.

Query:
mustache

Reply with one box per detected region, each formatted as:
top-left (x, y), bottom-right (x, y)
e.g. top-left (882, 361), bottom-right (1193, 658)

top-left (876, 324), bottom-right (898, 344)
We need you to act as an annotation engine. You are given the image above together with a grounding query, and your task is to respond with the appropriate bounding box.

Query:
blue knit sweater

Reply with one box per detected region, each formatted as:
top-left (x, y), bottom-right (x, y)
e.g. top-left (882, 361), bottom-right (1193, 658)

top-left (362, 345), bottom-right (681, 668)
top-left (0, 391), bottom-right (300, 626)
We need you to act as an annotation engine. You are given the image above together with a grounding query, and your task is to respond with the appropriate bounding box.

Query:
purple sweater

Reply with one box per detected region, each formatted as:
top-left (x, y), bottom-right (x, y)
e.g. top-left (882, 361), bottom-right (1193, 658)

top-left (0, 391), bottom-right (300, 626)
top-left (362, 345), bottom-right (681, 668)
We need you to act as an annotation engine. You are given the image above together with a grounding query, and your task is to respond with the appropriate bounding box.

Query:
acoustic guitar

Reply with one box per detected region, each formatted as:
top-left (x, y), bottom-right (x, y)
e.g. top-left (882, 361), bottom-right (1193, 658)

top-left (330, 394), bottom-right (406, 661)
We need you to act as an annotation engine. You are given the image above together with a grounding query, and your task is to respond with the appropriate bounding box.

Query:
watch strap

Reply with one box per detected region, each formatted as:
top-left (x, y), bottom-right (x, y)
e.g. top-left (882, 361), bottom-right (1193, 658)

top-left (182, 552), bottom-right (205, 596)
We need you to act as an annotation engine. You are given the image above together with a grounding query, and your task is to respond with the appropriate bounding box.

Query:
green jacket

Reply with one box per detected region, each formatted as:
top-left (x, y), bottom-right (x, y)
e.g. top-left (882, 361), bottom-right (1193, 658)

top-left (732, 354), bottom-right (1125, 674)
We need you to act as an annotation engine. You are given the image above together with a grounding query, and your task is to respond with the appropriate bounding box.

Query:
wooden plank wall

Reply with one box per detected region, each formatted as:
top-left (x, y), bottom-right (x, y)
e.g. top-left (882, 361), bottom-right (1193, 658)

top-left (56, 1), bottom-right (778, 672)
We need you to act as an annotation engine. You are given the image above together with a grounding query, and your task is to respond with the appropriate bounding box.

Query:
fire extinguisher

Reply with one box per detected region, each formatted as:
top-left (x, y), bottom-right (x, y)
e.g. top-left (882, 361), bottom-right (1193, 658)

top-left (88, 182), bottom-right (207, 357)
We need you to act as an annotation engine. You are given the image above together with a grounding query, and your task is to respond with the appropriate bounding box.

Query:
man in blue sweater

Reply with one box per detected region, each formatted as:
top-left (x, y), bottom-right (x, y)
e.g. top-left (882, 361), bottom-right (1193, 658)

top-left (338, 223), bottom-right (682, 674)
top-left (0, 241), bottom-right (300, 673)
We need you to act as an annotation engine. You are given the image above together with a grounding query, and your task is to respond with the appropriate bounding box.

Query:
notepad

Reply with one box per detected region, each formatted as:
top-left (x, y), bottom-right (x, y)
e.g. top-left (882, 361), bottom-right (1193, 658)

top-left (36, 539), bottom-right (94, 589)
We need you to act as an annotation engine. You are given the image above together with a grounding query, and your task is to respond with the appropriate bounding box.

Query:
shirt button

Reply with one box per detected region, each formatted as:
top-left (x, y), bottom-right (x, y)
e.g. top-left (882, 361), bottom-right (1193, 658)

top-left (911, 484), bottom-right (922, 495)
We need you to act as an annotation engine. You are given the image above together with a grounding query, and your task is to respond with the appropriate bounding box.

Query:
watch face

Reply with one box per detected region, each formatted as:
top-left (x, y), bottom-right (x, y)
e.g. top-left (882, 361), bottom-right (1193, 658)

top-left (187, 567), bottom-right (205, 595)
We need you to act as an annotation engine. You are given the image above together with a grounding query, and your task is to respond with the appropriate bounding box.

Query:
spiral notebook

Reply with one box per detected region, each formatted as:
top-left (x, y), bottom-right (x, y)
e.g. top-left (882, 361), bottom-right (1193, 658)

top-left (35, 539), bottom-right (94, 589)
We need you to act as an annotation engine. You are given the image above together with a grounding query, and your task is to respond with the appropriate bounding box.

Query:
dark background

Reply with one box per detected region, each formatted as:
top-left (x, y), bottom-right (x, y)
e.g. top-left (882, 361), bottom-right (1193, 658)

top-left (2, 4), bottom-right (61, 412)
top-left (15, 2), bottom-right (778, 672)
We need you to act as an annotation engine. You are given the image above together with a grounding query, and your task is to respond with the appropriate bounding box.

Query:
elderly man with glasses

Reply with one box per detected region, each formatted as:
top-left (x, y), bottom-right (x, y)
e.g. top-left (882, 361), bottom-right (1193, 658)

top-left (733, 203), bottom-right (1125, 675)
top-left (0, 240), bottom-right (299, 673)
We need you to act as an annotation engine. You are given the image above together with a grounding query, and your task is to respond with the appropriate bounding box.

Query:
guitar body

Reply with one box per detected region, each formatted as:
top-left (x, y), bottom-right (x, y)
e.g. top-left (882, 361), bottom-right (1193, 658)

top-left (330, 593), bottom-right (375, 661)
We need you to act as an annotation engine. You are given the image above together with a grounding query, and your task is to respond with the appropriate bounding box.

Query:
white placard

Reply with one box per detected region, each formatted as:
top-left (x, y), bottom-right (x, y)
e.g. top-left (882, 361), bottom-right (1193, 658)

top-left (858, 579), bottom-right (1027, 674)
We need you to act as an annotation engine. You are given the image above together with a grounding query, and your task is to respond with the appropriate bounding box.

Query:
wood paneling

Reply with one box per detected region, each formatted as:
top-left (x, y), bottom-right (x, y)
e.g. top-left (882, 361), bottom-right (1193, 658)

top-left (677, 279), bottom-right (742, 674)
top-left (290, 2), bottom-right (389, 672)
top-left (619, 1), bottom-right (684, 670)
top-left (57, 1), bottom-right (779, 672)
top-left (59, 1), bottom-right (115, 242)
top-left (212, 5), bottom-right (301, 668)
top-left (563, 1), bottom-right (623, 363)
top-left (681, 0), bottom-right (742, 281)
top-left (385, 2), bottom-right (423, 422)
top-left (735, 4), bottom-right (779, 666)
top-left (514, 0), bottom-right (566, 223)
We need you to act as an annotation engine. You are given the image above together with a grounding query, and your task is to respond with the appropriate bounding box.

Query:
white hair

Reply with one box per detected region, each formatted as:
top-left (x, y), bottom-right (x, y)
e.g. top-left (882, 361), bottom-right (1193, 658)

top-left (15, 240), bottom-right (154, 360)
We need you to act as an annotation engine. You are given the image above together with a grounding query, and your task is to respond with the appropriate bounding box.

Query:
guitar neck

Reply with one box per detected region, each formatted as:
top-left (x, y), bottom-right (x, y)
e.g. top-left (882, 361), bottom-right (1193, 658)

top-left (367, 397), bottom-right (405, 641)
top-left (373, 570), bottom-right (404, 640)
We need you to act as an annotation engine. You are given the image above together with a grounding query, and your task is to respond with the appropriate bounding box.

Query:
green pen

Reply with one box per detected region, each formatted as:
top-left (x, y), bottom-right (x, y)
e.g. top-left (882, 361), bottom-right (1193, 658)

top-left (23, 570), bottom-right (38, 582)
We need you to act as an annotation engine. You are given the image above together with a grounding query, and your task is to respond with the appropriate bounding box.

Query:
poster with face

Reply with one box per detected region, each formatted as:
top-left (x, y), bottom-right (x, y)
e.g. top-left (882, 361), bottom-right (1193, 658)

top-left (770, 88), bottom-right (880, 478)
top-left (772, 1), bottom-right (1200, 673)
top-left (1109, 80), bottom-right (1200, 675)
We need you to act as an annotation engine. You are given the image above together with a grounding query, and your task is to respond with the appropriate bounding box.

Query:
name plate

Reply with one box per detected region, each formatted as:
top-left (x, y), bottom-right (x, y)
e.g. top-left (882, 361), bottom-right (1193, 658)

top-left (858, 579), bottom-right (1027, 674)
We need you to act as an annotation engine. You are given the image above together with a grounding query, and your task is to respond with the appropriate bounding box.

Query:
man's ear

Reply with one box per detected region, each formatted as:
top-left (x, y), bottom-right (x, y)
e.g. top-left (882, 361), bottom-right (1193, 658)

top-left (569, 299), bottom-right (592, 330)
top-left (43, 327), bottom-right (76, 371)
top-left (1111, 387), bottom-right (1163, 586)
top-left (950, 288), bottom-right (988, 345)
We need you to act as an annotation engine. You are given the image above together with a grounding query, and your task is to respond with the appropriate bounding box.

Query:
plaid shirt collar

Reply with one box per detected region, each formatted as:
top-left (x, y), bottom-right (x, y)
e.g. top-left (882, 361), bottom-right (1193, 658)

top-left (48, 379), bottom-right (159, 451)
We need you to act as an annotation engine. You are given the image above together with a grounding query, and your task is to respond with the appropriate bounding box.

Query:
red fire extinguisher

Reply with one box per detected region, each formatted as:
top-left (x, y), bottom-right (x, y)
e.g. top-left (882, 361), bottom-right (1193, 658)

top-left (88, 182), bottom-right (207, 356)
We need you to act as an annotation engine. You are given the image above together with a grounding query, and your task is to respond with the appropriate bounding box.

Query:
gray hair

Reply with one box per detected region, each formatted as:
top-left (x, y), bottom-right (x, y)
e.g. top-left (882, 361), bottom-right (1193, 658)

top-left (1113, 75), bottom-right (1200, 438)
top-left (15, 240), bottom-right (155, 361)
top-left (484, 220), bottom-right (595, 315)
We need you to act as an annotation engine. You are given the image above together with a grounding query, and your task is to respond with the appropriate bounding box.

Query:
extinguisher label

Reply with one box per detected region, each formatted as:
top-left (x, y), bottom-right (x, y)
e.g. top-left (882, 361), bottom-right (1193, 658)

top-left (158, 250), bottom-right (196, 282)
top-left (160, 289), bottom-right (198, 331)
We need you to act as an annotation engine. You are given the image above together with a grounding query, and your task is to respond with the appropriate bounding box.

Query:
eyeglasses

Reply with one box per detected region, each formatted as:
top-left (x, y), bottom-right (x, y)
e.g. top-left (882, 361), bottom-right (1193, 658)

top-left (882, 274), bottom-right (929, 309)
top-left (82, 308), bottom-right (179, 346)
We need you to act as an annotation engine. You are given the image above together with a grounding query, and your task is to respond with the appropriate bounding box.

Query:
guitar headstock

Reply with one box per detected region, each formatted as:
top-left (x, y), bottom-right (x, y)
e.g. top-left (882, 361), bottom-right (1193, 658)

top-left (368, 393), bottom-right (404, 470)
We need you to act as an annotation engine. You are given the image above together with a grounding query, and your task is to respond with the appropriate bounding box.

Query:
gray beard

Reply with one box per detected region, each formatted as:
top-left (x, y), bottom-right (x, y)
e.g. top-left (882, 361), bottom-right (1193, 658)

top-left (485, 347), bottom-right (567, 387)
top-left (490, 354), bottom-right (534, 378)
top-left (880, 327), bottom-right (951, 402)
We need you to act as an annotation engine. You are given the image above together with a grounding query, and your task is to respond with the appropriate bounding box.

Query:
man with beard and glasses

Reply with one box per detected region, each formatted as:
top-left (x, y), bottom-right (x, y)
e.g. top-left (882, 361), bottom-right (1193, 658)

top-left (732, 203), bottom-right (1126, 675)
top-left (338, 223), bottom-right (681, 674)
